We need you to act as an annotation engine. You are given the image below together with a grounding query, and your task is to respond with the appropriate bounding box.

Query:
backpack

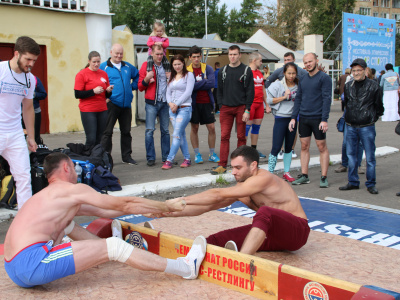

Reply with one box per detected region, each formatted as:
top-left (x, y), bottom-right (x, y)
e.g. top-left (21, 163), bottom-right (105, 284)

top-left (31, 165), bottom-right (49, 195)
top-left (0, 175), bottom-right (17, 209)
top-left (221, 65), bottom-right (250, 88)
top-left (64, 144), bottom-right (113, 171)
top-left (90, 166), bottom-right (122, 194)
top-left (30, 145), bottom-right (54, 166)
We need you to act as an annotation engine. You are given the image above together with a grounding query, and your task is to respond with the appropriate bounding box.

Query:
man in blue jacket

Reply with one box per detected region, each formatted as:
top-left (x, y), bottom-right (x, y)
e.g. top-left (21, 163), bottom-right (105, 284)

top-left (100, 44), bottom-right (139, 165)
top-left (187, 46), bottom-right (220, 164)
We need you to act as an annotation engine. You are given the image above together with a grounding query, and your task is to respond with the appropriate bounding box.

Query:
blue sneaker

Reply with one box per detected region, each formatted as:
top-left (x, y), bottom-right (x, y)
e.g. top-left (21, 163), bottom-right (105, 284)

top-left (208, 152), bottom-right (220, 163)
top-left (258, 151), bottom-right (266, 158)
top-left (195, 153), bottom-right (203, 164)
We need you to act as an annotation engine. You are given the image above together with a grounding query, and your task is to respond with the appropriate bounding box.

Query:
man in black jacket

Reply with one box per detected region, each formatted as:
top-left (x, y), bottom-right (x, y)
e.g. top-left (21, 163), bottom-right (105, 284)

top-left (339, 59), bottom-right (384, 194)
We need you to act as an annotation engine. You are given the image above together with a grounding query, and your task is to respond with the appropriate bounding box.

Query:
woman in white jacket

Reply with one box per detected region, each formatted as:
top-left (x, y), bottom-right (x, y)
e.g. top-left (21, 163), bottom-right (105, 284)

top-left (162, 54), bottom-right (195, 170)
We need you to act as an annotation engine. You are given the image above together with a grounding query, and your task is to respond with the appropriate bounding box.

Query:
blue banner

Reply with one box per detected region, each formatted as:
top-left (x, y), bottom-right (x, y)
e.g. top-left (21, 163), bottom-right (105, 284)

top-left (342, 12), bottom-right (395, 73)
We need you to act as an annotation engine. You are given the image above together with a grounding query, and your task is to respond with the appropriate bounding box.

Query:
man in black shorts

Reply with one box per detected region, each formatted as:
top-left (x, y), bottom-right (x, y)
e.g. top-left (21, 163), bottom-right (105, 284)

top-left (289, 53), bottom-right (332, 188)
top-left (187, 46), bottom-right (220, 164)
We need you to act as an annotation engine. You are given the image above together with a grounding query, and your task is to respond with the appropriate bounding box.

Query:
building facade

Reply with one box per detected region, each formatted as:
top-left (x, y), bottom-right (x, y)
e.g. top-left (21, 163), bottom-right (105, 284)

top-left (354, 0), bottom-right (400, 32)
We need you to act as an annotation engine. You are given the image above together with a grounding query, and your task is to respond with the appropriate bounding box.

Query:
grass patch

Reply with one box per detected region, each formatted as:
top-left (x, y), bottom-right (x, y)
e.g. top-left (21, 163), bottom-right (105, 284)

top-left (215, 175), bottom-right (229, 185)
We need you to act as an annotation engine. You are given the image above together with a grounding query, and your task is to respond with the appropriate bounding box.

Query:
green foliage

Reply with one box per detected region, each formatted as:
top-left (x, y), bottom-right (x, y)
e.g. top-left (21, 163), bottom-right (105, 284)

top-left (396, 33), bottom-right (400, 66)
top-left (215, 175), bottom-right (229, 185)
top-left (227, 0), bottom-right (262, 43)
top-left (305, 0), bottom-right (356, 52)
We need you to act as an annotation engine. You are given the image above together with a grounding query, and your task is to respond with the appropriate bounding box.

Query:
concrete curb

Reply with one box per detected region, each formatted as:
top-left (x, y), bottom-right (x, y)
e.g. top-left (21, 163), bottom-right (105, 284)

top-left (110, 146), bottom-right (399, 197)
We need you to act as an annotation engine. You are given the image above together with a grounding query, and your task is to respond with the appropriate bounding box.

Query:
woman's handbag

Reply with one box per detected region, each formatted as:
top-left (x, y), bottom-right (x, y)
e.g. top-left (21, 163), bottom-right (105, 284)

top-left (337, 116), bottom-right (345, 132)
top-left (395, 121), bottom-right (400, 135)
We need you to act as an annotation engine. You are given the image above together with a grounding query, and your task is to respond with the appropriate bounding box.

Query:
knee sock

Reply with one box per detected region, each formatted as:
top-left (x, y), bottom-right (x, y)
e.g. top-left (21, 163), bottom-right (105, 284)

top-left (245, 125), bottom-right (251, 137)
top-left (283, 153), bottom-right (292, 173)
top-left (194, 148), bottom-right (200, 155)
top-left (164, 258), bottom-right (191, 277)
top-left (268, 154), bottom-right (277, 173)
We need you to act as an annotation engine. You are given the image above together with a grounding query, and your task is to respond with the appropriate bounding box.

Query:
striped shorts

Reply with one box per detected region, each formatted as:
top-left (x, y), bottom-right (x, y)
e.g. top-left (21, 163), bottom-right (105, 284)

top-left (4, 240), bottom-right (75, 288)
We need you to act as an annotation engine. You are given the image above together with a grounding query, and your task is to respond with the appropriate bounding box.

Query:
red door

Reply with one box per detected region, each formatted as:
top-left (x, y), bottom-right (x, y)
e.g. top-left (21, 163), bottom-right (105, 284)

top-left (0, 43), bottom-right (49, 134)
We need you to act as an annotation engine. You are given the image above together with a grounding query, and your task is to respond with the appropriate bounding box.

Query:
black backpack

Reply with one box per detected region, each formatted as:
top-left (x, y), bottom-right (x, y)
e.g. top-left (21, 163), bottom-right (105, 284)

top-left (64, 144), bottom-right (113, 171)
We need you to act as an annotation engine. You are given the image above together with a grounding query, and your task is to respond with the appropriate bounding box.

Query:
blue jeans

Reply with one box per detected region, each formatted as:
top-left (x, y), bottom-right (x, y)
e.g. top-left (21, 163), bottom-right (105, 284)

top-left (346, 125), bottom-right (376, 188)
top-left (341, 123), bottom-right (363, 167)
top-left (145, 102), bottom-right (170, 161)
top-left (167, 106), bottom-right (192, 162)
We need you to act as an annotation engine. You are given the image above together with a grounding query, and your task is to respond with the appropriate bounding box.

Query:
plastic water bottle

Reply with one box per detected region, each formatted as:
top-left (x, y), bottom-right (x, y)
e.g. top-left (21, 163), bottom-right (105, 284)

top-left (84, 160), bottom-right (92, 185)
top-left (75, 162), bottom-right (82, 183)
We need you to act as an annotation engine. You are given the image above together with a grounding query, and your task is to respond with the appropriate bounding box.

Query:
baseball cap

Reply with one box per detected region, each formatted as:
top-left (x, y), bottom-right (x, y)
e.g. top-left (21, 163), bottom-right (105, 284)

top-left (350, 58), bottom-right (367, 69)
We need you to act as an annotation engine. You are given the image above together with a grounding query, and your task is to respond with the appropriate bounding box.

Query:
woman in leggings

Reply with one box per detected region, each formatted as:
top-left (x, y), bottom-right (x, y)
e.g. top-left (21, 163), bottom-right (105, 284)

top-left (267, 62), bottom-right (298, 182)
top-left (74, 51), bottom-right (113, 149)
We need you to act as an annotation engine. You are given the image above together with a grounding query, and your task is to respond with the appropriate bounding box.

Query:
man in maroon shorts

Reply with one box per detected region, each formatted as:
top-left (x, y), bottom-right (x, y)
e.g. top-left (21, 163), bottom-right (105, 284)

top-left (158, 145), bottom-right (309, 255)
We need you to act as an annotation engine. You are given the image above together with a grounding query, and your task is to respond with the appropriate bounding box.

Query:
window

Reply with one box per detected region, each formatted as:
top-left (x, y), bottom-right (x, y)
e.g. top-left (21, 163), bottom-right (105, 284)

top-left (373, 0), bottom-right (379, 5)
top-left (393, 0), bottom-right (400, 7)
top-left (373, 12), bottom-right (379, 17)
top-left (397, 27), bottom-right (400, 34)
top-left (381, 0), bottom-right (390, 7)
top-left (360, 7), bottom-right (371, 15)
top-left (392, 13), bottom-right (400, 20)
top-left (381, 12), bottom-right (390, 18)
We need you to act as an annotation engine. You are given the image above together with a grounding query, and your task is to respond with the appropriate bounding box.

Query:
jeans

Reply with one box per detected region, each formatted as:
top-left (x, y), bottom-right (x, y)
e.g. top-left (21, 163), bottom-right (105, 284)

top-left (101, 102), bottom-right (133, 161)
top-left (341, 123), bottom-right (363, 167)
top-left (145, 102), bottom-right (170, 161)
top-left (219, 105), bottom-right (246, 167)
top-left (166, 106), bottom-right (192, 162)
top-left (80, 111), bottom-right (108, 148)
top-left (346, 124), bottom-right (376, 188)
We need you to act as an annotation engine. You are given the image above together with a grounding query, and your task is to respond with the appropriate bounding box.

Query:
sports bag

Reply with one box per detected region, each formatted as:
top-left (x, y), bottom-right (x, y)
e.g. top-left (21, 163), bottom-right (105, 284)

top-left (31, 166), bottom-right (49, 195)
top-left (0, 175), bottom-right (17, 209)
top-left (90, 166), bottom-right (122, 193)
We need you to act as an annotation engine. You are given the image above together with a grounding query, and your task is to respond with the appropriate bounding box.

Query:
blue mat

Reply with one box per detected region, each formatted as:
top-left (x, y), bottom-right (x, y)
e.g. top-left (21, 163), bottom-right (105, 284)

top-left (82, 197), bottom-right (400, 250)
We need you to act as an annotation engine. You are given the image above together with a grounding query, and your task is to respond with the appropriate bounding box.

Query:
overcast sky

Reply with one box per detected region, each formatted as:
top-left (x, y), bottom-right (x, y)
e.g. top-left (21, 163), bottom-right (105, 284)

top-left (218, 0), bottom-right (276, 12)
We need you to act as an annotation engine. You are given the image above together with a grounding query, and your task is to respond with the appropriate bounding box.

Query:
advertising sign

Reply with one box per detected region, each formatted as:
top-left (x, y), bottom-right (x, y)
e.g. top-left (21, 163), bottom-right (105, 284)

top-left (342, 12), bottom-right (395, 72)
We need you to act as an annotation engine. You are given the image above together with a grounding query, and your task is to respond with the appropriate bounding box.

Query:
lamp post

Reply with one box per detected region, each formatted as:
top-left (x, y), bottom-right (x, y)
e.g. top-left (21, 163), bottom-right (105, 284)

top-left (205, 0), bottom-right (208, 39)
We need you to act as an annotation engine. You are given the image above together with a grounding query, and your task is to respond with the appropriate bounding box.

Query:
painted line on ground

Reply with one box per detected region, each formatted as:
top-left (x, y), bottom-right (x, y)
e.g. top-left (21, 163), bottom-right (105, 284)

top-left (324, 197), bottom-right (400, 215)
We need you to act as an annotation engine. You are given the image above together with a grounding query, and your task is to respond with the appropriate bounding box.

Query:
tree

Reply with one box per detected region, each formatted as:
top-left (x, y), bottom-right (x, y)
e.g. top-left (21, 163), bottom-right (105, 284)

top-left (227, 0), bottom-right (262, 43)
top-left (207, 1), bottom-right (229, 40)
top-left (305, 0), bottom-right (356, 52)
top-left (396, 33), bottom-right (400, 67)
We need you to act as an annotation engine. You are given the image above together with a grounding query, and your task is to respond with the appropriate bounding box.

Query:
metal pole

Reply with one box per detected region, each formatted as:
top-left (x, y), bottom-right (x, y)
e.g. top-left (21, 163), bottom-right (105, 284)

top-left (323, 20), bottom-right (342, 46)
top-left (205, 0), bottom-right (208, 39)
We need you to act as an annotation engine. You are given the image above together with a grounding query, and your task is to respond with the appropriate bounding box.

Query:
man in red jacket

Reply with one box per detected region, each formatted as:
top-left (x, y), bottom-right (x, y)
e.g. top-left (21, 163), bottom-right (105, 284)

top-left (138, 44), bottom-right (170, 167)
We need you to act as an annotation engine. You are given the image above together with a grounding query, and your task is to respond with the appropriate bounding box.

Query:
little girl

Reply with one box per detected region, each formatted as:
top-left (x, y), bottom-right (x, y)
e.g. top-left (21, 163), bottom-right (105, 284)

top-left (147, 21), bottom-right (171, 75)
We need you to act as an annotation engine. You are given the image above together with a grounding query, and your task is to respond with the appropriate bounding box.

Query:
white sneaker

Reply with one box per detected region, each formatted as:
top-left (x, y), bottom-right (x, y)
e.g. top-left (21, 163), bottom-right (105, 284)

top-left (277, 150), bottom-right (284, 160)
top-left (224, 240), bottom-right (238, 252)
top-left (144, 221), bottom-right (154, 229)
top-left (111, 219), bottom-right (123, 239)
top-left (180, 236), bottom-right (207, 280)
top-left (291, 150), bottom-right (297, 158)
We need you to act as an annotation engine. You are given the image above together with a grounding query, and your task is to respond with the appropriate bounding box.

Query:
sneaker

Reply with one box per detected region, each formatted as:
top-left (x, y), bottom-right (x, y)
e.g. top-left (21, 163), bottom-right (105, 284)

top-left (335, 165), bottom-right (347, 173)
top-left (291, 150), bottom-right (297, 158)
top-left (258, 151), bottom-right (266, 158)
top-left (144, 221), bottom-right (154, 229)
top-left (125, 231), bottom-right (148, 251)
top-left (320, 176), bottom-right (329, 188)
top-left (277, 150), bottom-right (284, 160)
top-left (123, 157), bottom-right (138, 165)
top-left (147, 160), bottom-right (155, 167)
top-left (292, 174), bottom-right (310, 185)
top-left (282, 172), bottom-right (295, 182)
top-left (194, 153), bottom-right (203, 164)
top-left (111, 219), bottom-right (123, 239)
top-left (208, 152), bottom-right (220, 163)
top-left (180, 235), bottom-right (207, 280)
top-left (162, 161), bottom-right (173, 170)
top-left (180, 159), bottom-right (191, 168)
top-left (224, 240), bottom-right (238, 252)
top-left (210, 165), bottom-right (226, 175)
top-left (215, 111), bottom-right (220, 114)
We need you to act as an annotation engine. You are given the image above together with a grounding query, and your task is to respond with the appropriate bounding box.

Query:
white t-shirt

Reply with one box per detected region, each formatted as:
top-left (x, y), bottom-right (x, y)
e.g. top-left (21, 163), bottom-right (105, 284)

top-left (0, 61), bottom-right (35, 132)
top-left (111, 62), bottom-right (121, 70)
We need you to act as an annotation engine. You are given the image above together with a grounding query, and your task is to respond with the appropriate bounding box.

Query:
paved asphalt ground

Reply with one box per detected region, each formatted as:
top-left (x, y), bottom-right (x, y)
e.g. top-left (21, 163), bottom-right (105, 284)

top-left (1, 100), bottom-right (400, 242)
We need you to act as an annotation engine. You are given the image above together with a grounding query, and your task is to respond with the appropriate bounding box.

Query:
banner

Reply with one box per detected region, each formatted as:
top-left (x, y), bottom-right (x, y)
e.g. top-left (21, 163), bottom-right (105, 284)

top-left (342, 12), bottom-right (395, 73)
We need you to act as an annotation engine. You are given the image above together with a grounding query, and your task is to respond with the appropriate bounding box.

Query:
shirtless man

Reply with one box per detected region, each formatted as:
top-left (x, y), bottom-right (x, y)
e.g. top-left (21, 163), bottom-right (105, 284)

top-left (158, 145), bottom-right (309, 255)
top-left (4, 153), bottom-right (206, 288)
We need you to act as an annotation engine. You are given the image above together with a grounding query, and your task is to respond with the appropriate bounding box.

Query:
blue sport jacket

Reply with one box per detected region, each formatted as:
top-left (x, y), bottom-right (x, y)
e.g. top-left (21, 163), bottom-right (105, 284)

top-left (100, 58), bottom-right (139, 108)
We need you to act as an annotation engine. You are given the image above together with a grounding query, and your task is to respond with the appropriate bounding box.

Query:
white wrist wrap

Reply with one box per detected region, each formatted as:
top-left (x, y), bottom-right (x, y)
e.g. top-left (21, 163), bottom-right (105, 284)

top-left (64, 220), bottom-right (75, 236)
top-left (106, 237), bottom-right (134, 263)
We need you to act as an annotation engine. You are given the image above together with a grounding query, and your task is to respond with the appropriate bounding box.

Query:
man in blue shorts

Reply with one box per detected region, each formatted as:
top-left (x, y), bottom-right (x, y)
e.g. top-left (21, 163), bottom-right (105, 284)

top-left (3, 153), bottom-right (206, 288)
top-left (289, 53), bottom-right (332, 188)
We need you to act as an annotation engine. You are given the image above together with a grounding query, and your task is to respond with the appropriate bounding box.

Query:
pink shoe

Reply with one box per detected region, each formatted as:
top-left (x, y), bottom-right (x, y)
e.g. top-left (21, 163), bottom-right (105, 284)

top-left (180, 159), bottom-right (191, 168)
top-left (162, 161), bottom-right (173, 170)
top-left (283, 172), bottom-right (295, 182)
